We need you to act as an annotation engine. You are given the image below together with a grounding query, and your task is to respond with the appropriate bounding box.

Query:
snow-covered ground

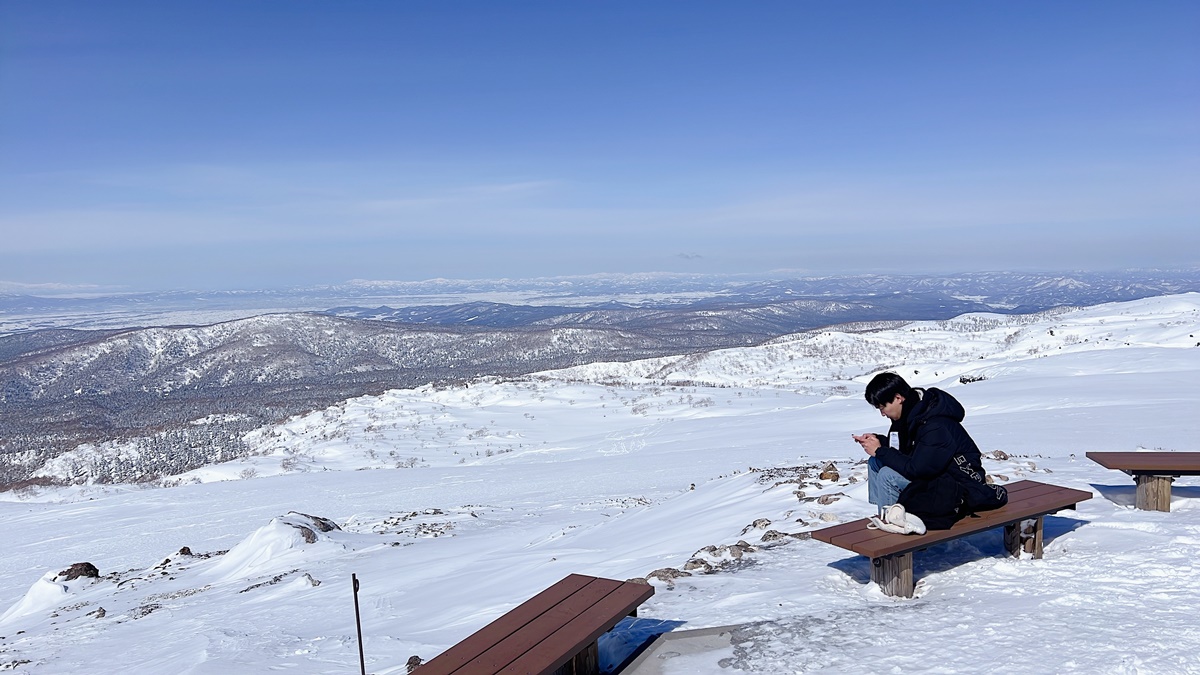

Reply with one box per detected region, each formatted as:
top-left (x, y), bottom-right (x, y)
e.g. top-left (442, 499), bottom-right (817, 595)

top-left (2, 294), bottom-right (1198, 673)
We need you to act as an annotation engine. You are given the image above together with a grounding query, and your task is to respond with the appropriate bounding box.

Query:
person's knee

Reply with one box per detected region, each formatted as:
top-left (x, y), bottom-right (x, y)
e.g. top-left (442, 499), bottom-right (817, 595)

top-left (878, 465), bottom-right (906, 487)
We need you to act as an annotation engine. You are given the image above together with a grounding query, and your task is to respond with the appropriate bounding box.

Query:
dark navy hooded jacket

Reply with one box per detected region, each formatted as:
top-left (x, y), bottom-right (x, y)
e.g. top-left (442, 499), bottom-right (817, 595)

top-left (874, 387), bottom-right (1007, 514)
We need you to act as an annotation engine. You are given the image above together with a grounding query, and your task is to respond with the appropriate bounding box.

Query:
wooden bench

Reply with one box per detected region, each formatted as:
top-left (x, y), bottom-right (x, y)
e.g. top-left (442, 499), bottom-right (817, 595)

top-left (812, 479), bottom-right (1091, 598)
top-left (1086, 451), bottom-right (1200, 512)
top-left (419, 573), bottom-right (654, 675)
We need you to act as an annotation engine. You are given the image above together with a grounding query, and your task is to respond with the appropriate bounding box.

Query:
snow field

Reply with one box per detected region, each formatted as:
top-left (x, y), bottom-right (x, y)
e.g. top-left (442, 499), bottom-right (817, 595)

top-left (0, 294), bottom-right (1198, 673)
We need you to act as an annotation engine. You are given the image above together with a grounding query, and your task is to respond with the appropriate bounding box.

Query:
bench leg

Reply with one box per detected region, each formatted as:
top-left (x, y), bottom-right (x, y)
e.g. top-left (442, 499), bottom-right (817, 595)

top-left (1135, 475), bottom-right (1173, 512)
top-left (552, 640), bottom-right (599, 675)
top-left (871, 553), bottom-right (914, 598)
top-left (1005, 517), bottom-right (1044, 558)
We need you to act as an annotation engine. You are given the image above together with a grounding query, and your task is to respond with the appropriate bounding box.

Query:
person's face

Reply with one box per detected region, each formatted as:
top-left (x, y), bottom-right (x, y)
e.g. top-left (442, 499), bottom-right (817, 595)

top-left (877, 394), bottom-right (905, 421)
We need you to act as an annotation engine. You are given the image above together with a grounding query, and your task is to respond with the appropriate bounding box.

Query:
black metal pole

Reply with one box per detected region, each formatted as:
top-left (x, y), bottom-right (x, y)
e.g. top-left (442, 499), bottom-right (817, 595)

top-left (353, 573), bottom-right (366, 675)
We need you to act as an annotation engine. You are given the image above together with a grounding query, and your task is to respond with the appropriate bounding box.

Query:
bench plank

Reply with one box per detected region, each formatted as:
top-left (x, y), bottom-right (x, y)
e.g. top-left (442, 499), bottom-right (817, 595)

top-left (812, 478), bottom-right (1061, 546)
top-left (456, 577), bottom-right (624, 674)
top-left (1087, 452), bottom-right (1200, 511)
top-left (419, 574), bottom-right (653, 675)
top-left (813, 479), bottom-right (1090, 597)
top-left (419, 574), bottom-right (596, 675)
top-left (999, 479), bottom-right (1059, 497)
top-left (812, 480), bottom-right (1092, 559)
top-left (499, 582), bottom-right (654, 675)
top-left (1086, 451), bottom-right (1200, 475)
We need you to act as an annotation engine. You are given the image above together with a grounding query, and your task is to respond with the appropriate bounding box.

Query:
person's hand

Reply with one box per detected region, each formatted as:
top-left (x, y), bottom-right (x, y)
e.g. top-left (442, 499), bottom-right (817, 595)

top-left (852, 433), bottom-right (880, 456)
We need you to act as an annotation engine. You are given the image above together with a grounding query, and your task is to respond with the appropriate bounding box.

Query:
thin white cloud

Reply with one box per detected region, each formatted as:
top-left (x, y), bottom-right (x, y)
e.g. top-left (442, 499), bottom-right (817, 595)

top-left (1, 158), bottom-right (1195, 283)
top-left (0, 280), bottom-right (113, 294)
top-left (454, 180), bottom-right (557, 196)
top-left (690, 166), bottom-right (1200, 234)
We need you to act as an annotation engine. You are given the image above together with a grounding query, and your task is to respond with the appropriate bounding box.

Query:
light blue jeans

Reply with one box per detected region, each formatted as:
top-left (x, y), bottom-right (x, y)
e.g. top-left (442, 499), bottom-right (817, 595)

top-left (868, 456), bottom-right (910, 512)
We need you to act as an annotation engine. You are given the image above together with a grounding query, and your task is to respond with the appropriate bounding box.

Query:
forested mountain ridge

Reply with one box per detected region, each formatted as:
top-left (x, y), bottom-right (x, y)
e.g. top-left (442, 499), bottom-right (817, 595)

top-left (0, 312), bottom-right (766, 487)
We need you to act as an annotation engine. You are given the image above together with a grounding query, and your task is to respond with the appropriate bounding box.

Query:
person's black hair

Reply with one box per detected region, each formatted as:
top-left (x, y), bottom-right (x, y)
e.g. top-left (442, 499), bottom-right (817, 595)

top-left (864, 372), bottom-right (916, 408)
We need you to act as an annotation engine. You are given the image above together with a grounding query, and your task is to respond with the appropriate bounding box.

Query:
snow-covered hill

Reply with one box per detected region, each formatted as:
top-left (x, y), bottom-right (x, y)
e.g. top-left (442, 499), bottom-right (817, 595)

top-left (46, 293), bottom-right (1189, 486)
top-left (1, 294), bottom-right (1198, 673)
top-left (0, 311), bottom-right (769, 488)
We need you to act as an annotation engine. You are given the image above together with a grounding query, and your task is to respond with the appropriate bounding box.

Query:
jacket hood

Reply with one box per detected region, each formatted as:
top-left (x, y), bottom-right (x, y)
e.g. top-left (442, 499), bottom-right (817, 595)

top-left (909, 387), bottom-right (965, 426)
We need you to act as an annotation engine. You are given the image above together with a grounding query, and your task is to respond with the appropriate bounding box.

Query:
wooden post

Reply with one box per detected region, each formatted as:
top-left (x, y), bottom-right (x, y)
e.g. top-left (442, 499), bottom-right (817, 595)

top-left (1023, 516), bottom-right (1044, 559)
top-left (871, 553), bottom-right (914, 598)
top-left (1135, 474), bottom-right (1173, 511)
top-left (1005, 518), bottom-right (1044, 558)
top-left (1004, 522), bottom-right (1021, 557)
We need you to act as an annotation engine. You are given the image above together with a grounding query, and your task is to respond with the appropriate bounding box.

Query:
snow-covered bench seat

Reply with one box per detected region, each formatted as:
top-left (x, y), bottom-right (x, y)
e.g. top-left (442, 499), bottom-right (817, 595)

top-left (1087, 451), bottom-right (1200, 511)
top-left (812, 479), bottom-right (1092, 598)
top-left (419, 573), bottom-right (653, 675)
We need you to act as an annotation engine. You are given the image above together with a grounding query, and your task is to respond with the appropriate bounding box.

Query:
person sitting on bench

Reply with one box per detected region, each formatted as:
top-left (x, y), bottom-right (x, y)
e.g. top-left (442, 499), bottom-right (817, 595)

top-left (852, 372), bottom-right (1008, 533)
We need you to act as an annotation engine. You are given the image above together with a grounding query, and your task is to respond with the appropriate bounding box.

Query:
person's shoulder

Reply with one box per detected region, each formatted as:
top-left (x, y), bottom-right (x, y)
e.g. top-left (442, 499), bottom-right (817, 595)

top-left (925, 387), bottom-right (962, 404)
top-left (916, 388), bottom-right (966, 422)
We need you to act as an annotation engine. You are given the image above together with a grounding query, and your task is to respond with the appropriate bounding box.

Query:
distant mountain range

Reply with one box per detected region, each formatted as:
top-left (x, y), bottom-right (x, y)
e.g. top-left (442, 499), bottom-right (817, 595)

top-left (322, 270), bottom-right (1200, 330)
top-left (4, 269), bottom-right (1199, 322)
top-left (2, 269), bottom-right (1198, 488)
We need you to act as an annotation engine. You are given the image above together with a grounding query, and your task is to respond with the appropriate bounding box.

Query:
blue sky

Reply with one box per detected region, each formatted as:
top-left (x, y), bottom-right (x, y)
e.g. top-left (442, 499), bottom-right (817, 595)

top-left (1, 1), bottom-right (1197, 292)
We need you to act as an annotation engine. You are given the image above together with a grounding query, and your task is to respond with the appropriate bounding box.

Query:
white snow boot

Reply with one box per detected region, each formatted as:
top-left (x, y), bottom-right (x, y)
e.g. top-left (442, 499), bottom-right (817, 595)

top-left (867, 503), bottom-right (927, 535)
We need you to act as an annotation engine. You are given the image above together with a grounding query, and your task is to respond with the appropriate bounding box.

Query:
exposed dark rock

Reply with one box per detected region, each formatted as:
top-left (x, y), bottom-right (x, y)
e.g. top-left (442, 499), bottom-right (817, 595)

top-left (130, 603), bottom-right (161, 619)
top-left (647, 568), bottom-right (691, 583)
top-left (761, 530), bottom-right (812, 543)
top-left (819, 463), bottom-right (840, 481)
top-left (753, 465), bottom-right (813, 487)
top-left (694, 541), bottom-right (758, 562)
top-left (240, 570), bottom-right (300, 594)
top-left (57, 562), bottom-right (99, 581)
top-left (289, 512), bottom-right (341, 532)
top-left (740, 518), bottom-right (771, 534)
top-left (293, 525), bottom-right (318, 544)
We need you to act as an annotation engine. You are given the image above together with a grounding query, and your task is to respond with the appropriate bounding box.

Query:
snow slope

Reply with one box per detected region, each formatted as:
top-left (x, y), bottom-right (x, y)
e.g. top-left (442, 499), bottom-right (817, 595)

top-left (1, 294), bottom-right (1198, 673)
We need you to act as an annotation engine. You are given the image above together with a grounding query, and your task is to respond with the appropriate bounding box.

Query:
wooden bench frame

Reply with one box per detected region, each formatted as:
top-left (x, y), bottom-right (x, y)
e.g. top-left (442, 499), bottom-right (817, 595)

top-left (1086, 451), bottom-right (1200, 512)
top-left (419, 573), bottom-right (653, 675)
top-left (812, 480), bottom-right (1092, 598)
